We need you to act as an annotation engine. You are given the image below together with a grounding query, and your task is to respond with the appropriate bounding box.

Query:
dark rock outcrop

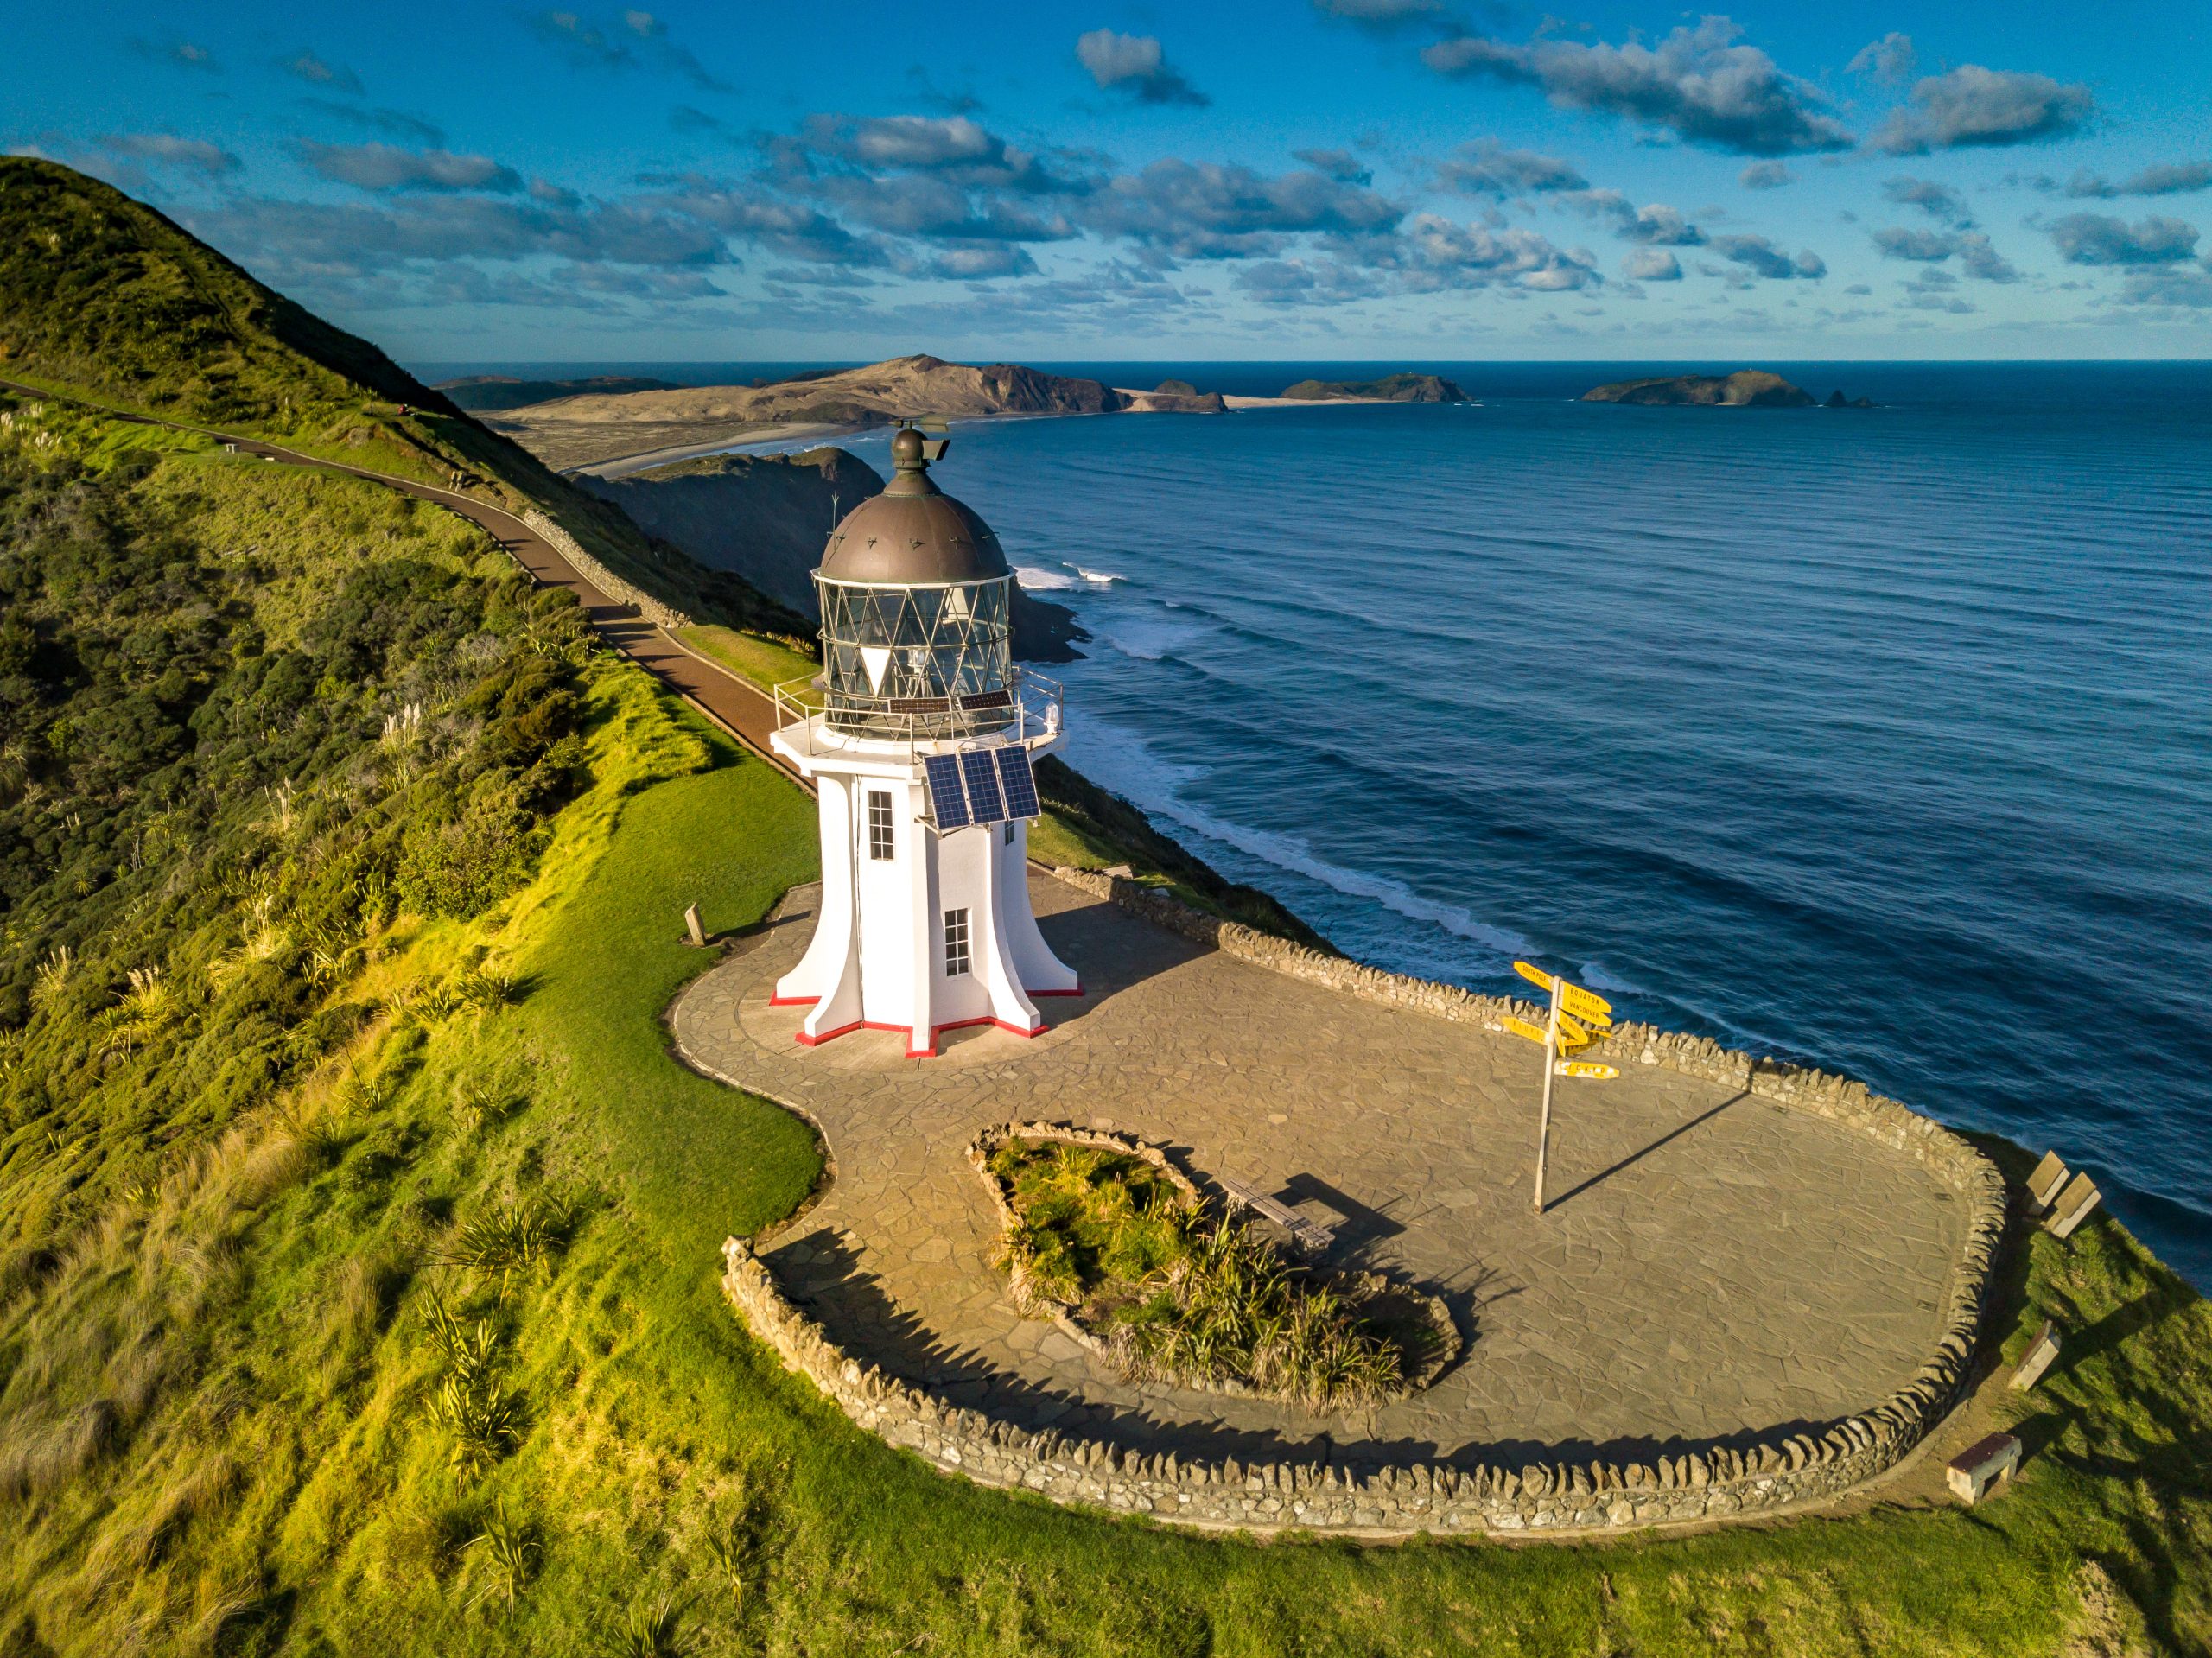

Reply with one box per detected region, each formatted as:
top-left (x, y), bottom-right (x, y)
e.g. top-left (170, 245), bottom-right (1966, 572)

top-left (1581, 371), bottom-right (1815, 408)
top-left (1280, 372), bottom-right (1467, 403)
top-left (1826, 389), bottom-right (1876, 409)
top-left (582, 447), bottom-right (1086, 662)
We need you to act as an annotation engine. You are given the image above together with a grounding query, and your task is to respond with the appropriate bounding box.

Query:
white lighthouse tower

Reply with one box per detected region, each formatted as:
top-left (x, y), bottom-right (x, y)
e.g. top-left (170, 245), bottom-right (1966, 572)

top-left (769, 425), bottom-right (1079, 1058)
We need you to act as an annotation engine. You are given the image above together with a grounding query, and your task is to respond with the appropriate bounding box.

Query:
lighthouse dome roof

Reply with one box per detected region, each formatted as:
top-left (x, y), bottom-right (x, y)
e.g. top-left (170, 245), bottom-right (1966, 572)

top-left (818, 426), bottom-right (1009, 587)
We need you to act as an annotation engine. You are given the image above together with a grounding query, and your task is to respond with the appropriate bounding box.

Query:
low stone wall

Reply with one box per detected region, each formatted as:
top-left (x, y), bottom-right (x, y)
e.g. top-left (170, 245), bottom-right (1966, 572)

top-left (521, 506), bottom-right (692, 628)
top-left (717, 873), bottom-right (2010, 1537)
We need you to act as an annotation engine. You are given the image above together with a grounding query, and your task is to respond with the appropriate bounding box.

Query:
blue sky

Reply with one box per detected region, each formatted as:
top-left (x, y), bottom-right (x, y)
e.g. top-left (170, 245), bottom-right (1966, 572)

top-left (11, 1), bottom-right (2210, 363)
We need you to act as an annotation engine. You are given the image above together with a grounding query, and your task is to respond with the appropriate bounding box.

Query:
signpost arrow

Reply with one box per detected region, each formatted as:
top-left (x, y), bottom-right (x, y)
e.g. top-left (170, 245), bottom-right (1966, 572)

top-left (1561, 983), bottom-right (1612, 1025)
top-left (1510, 962), bottom-right (1618, 1214)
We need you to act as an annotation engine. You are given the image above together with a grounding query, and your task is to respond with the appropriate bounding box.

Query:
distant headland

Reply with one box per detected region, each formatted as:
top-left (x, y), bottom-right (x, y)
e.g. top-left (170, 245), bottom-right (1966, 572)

top-left (450, 354), bottom-right (1469, 473)
top-left (437, 373), bottom-right (680, 412)
top-left (1580, 370), bottom-right (1874, 410)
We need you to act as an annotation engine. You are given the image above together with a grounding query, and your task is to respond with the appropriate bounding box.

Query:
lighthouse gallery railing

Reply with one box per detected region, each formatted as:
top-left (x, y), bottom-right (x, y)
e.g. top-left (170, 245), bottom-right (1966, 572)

top-left (771, 667), bottom-right (1063, 763)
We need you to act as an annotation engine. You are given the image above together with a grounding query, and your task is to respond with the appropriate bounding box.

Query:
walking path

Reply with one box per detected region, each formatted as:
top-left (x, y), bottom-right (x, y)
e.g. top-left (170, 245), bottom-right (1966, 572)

top-left (675, 878), bottom-right (1971, 1464)
top-left (0, 379), bottom-right (798, 780)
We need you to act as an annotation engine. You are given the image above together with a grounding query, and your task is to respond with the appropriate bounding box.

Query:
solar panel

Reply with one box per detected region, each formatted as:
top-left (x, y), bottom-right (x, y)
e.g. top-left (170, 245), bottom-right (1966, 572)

top-left (925, 753), bottom-right (972, 829)
top-left (994, 745), bottom-right (1041, 819)
top-left (960, 748), bottom-right (1007, 824)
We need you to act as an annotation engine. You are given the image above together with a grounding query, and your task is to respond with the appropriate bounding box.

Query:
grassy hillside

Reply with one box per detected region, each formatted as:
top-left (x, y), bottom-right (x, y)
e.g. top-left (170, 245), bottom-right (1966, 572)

top-left (0, 159), bottom-right (805, 639)
top-left (2, 170), bottom-right (2208, 1658)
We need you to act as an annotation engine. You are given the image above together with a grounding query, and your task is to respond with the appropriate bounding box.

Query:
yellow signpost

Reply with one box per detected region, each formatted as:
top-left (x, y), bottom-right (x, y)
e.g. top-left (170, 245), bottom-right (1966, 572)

top-left (1507, 962), bottom-right (1618, 1213)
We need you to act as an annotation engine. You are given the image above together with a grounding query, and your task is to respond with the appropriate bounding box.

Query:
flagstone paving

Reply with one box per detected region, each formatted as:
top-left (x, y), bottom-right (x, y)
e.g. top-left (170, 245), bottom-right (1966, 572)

top-left (674, 874), bottom-right (1969, 1464)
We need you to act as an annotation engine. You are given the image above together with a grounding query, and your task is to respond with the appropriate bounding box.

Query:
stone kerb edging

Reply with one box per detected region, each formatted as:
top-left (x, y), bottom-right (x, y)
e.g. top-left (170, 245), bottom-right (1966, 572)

top-left (520, 506), bottom-right (693, 629)
top-left (715, 871), bottom-right (2008, 1536)
top-left (963, 1121), bottom-right (1459, 1402)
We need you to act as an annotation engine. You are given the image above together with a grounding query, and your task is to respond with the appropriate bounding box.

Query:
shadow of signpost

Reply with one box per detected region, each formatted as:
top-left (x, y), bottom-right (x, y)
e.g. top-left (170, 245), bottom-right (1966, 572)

top-left (1544, 1089), bottom-right (1748, 1212)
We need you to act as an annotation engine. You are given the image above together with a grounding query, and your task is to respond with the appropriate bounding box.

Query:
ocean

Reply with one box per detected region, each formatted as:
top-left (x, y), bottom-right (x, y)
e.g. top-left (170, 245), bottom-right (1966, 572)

top-left (438, 358), bottom-right (2212, 1288)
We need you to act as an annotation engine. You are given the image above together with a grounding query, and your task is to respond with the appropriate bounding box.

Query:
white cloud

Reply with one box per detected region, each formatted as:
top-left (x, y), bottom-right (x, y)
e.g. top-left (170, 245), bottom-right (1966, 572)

top-left (1423, 18), bottom-right (1852, 157)
top-left (1075, 29), bottom-right (1208, 106)
top-left (1871, 66), bottom-right (2094, 156)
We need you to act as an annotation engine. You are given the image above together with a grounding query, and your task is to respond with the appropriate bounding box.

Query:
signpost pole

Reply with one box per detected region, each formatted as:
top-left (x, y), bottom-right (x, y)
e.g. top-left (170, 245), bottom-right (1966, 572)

top-left (1535, 975), bottom-right (1561, 1214)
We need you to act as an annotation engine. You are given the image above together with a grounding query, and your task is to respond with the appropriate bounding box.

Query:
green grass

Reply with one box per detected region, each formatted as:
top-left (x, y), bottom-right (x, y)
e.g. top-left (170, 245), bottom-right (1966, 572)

top-left (4, 625), bottom-right (2209, 1652)
top-left (988, 1140), bottom-right (1196, 1303)
top-left (988, 1140), bottom-right (1411, 1408)
top-left (671, 625), bottom-right (821, 697)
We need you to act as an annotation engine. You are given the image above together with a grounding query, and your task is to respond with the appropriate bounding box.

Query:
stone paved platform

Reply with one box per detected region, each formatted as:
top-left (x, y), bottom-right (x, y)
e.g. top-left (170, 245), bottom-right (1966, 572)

top-left (675, 875), bottom-right (1967, 1465)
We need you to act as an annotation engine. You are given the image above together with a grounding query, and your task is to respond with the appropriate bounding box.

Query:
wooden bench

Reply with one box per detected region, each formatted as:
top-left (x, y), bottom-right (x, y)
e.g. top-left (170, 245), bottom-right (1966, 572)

top-left (1213, 1174), bottom-right (1336, 1258)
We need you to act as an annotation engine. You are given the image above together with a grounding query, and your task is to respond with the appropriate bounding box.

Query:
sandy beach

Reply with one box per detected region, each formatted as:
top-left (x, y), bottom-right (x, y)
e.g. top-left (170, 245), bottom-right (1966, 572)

top-left (573, 422), bottom-right (853, 479)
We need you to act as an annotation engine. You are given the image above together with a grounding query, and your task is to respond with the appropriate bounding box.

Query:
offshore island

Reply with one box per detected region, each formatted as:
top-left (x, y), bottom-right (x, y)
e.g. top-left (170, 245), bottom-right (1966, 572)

top-left (0, 157), bottom-right (2204, 1654)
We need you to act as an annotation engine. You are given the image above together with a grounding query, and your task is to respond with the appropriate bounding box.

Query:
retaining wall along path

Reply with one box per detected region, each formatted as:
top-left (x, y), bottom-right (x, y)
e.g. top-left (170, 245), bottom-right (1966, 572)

top-left (717, 871), bottom-right (2009, 1536)
top-left (520, 507), bottom-right (692, 628)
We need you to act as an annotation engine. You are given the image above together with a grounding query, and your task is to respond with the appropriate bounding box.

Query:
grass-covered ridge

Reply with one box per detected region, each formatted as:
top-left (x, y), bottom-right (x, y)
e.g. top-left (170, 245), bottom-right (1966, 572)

top-left (0, 158), bottom-right (810, 639)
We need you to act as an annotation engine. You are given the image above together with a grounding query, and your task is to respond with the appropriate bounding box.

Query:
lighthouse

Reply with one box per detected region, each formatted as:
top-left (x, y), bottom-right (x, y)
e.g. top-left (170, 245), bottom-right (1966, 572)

top-left (769, 425), bottom-right (1079, 1058)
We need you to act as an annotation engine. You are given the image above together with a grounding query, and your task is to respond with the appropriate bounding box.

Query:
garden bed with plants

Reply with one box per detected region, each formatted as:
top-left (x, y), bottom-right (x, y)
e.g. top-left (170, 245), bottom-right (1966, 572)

top-left (967, 1123), bottom-right (1457, 1410)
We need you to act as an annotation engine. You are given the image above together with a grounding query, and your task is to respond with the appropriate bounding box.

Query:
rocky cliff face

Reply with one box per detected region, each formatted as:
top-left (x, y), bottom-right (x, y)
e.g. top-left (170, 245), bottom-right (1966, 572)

top-left (583, 447), bottom-right (1087, 662)
top-left (1581, 371), bottom-right (1815, 408)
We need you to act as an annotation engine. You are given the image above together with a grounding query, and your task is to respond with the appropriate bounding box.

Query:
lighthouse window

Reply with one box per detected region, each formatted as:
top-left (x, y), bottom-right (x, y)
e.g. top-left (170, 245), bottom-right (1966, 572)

top-left (943, 908), bottom-right (971, 977)
top-left (866, 791), bottom-right (894, 861)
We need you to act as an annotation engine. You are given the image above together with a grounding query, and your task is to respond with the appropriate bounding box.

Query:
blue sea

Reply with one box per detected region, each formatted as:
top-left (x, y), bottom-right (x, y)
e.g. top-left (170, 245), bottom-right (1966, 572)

top-left (440, 359), bottom-right (2212, 1288)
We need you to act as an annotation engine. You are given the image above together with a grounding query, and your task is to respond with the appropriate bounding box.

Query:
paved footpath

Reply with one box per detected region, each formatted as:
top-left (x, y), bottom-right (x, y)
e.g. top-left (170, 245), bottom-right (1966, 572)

top-left (676, 877), bottom-right (1969, 1466)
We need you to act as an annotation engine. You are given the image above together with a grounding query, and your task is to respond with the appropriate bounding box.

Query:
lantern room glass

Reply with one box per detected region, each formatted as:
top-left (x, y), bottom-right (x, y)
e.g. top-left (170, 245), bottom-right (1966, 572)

top-left (817, 575), bottom-right (1014, 738)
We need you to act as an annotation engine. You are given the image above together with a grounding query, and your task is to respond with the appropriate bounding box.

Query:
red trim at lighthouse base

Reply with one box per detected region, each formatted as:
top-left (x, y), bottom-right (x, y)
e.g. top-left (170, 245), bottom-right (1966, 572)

top-left (779, 1000), bottom-right (1049, 1058)
top-left (1033, 985), bottom-right (1085, 997)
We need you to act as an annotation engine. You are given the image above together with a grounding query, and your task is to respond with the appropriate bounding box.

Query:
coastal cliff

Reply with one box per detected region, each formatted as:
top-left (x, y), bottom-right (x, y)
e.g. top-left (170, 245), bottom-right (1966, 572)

top-left (1581, 371), bottom-right (1815, 407)
top-left (583, 446), bottom-right (1087, 662)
